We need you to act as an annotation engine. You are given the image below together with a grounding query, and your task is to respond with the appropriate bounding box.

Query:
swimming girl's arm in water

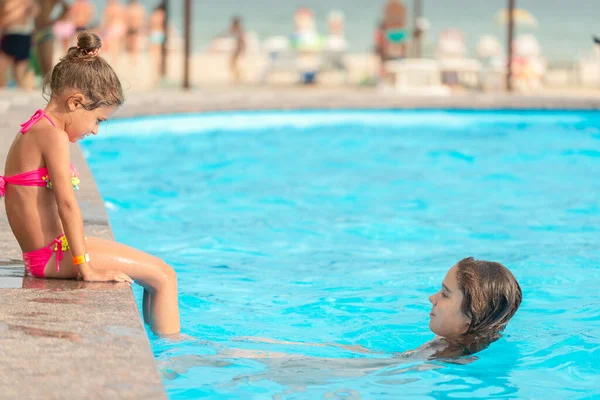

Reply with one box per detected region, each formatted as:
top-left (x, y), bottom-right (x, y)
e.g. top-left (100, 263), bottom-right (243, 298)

top-left (234, 336), bottom-right (377, 354)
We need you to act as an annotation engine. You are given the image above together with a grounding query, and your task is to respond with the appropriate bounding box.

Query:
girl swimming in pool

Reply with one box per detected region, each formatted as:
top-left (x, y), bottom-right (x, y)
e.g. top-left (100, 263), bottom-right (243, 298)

top-left (230, 257), bottom-right (522, 360)
top-left (158, 257), bottom-right (522, 386)
top-left (0, 31), bottom-right (180, 336)
top-left (403, 256), bottom-right (522, 359)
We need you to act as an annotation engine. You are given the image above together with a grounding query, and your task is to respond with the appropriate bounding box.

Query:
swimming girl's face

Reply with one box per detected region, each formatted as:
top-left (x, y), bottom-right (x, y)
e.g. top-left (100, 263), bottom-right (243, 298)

top-left (65, 94), bottom-right (116, 142)
top-left (428, 265), bottom-right (471, 337)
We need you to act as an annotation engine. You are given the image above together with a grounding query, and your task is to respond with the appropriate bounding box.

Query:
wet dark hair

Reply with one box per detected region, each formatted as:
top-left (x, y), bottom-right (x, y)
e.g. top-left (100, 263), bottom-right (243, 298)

top-left (434, 257), bottom-right (522, 358)
top-left (43, 31), bottom-right (124, 110)
top-left (456, 257), bottom-right (522, 335)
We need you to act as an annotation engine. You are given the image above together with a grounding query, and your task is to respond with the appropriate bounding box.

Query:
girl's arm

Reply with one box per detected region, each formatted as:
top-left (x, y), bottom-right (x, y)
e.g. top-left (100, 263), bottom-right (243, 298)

top-left (234, 336), bottom-right (377, 354)
top-left (43, 129), bottom-right (132, 283)
top-left (30, 0), bottom-right (41, 19)
top-left (56, 1), bottom-right (72, 22)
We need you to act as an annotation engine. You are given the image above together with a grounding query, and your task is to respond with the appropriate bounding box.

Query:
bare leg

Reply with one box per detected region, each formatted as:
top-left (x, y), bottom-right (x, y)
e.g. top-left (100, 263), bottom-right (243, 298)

top-left (143, 288), bottom-right (152, 325)
top-left (230, 52), bottom-right (241, 83)
top-left (0, 53), bottom-right (12, 87)
top-left (151, 45), bottom-right (162, 85)
top-left (45, 236), bottom-right (180, 335)
top-left (14, 60), bottom-right (34, 90)
top-left (37, 39), bottom-right (55, 77)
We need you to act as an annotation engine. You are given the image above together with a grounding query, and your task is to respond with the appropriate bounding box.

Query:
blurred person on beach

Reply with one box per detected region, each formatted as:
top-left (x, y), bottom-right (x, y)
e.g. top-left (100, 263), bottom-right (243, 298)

top-left (125, 0), bottom-right (147, 64)
top-left (0, 31), bottom-right (181, 336)
top-left (292, 7), bottom-right (321, 52)
top-left (228, 16), bottom-right (245, 83)
top-left (512, 34), bottom-right (545, 92)
top-left (70, 0), bottom-right (96, 33)
top-left (373, 20), bottom-right (386, 78)
top-left (149, 1), bottom-right (166, 82)
top-left (52, 1), bottom-right (76, 54)
top-left (292, 8), bottom-right (322, 84)
top-left (381, 0), bottom-right (408, 60)
top-left (321, 10), bottom-right (348, 82)
top-left (375, 0), bottom-right (408, 85)
top-left (35, 0), bottom-right (71, 77)
top-left (324, 10), bottom-right (347, 53)
top-left (101, 0), bottom-right (126, 62)
top-left (0, 0), bottom-right (39, 89)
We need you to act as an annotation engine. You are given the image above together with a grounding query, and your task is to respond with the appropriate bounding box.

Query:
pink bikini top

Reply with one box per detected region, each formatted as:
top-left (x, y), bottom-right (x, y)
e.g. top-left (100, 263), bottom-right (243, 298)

top-left (0, 109), bottom-right (80, 198)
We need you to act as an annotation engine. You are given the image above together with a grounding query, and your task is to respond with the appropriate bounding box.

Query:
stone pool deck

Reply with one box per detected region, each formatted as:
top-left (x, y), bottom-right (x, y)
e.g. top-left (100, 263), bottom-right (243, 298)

top-left (1, 87), bottom-right (599, 398)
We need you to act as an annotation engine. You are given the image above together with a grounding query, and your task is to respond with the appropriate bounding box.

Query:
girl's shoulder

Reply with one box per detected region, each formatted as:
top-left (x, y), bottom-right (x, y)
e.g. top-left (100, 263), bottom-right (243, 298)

top-left (26, 123), bottom-right (68, 141)
top-left (25, 124), bottom-right (71, 158)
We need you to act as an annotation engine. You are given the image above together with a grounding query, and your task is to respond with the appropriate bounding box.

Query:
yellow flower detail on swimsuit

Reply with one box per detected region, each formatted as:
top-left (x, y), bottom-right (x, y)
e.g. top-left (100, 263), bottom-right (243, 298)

top-left (42, 175), bottom-right (52, 189)
top-left (71, 176), bottom-right (80, 190)
top-left (40, 175), bottom-right (80, 190)
top-left (52, 236), bottom-right (70, 252)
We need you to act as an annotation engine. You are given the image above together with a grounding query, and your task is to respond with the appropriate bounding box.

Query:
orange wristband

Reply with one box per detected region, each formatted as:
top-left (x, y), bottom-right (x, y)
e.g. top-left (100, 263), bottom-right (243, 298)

top-left (72, 254), bottom-right (90, 266)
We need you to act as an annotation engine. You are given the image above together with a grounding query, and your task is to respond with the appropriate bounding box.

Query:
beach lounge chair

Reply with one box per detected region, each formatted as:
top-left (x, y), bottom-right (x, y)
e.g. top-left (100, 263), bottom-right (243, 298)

top-left (437, 29), bottom-right (482, 89)
top-left (318, 10), bottom-right (349, 83)
top-left (577, 45), bottom-right (600, 87)
top-left (512, 34), bottom-right (546, 91)
top-left (476, 35), bottom-right (505, 91)
top-left (260, 36), bottom-right (301, 84)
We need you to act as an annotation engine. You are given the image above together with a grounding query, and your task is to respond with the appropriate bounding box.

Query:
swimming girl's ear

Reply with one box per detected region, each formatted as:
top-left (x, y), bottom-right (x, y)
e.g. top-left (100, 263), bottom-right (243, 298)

top-left (460, 314), bottom-right (472, 334)
top-left (457, 308), bottom-right (472, 335)
top-left (66, 93), bottom-right (86, 111)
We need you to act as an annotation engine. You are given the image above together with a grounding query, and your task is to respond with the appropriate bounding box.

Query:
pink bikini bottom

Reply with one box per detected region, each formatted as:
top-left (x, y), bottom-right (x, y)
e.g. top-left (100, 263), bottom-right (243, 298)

top-left (23, 235), bottom-right (69, 278)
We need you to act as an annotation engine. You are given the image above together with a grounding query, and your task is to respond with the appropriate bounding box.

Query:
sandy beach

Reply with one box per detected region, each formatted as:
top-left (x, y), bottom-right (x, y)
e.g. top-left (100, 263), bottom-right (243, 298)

top-left (65, 48), bottom-right (597, 98)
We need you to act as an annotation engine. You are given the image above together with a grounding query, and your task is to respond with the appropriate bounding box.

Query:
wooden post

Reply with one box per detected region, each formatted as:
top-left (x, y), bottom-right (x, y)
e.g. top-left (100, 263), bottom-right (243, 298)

top-left (413, 0), bottom-right (423, 57)
top-left (161, 0), bottom-right (169, 78)
top-left (506, 0), bottom-right (515, 91)
top-left (183, 0), bottom-right (191, 90)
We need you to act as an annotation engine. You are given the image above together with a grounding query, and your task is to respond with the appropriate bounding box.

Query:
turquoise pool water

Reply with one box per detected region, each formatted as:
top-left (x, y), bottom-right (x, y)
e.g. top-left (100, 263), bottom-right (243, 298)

top-left (83, 110), bottom-right (600, 399)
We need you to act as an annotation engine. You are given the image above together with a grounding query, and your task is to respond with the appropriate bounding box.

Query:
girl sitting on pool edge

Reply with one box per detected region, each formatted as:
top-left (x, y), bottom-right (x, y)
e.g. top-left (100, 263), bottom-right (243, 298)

top-left (0, 31), bottom-right (180, 336)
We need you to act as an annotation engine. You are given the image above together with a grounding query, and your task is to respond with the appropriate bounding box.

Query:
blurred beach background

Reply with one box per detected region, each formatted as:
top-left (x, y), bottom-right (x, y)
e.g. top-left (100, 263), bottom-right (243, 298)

top-left (4, 0), bottom-right (600, 92)
top-left (96, 0), bottom-right (600, 90)
top-left (81, 0), bottom-right (599, 63)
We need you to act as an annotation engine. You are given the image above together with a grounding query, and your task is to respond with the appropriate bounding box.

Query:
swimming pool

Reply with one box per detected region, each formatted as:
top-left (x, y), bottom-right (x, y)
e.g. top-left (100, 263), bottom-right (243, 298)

top-left (83, 110), bottom-right (600, 399)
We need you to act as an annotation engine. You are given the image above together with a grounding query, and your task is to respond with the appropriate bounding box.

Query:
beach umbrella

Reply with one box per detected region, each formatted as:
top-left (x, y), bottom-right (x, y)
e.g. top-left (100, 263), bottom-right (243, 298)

top-left (495, 7), bottom-right (538, 27)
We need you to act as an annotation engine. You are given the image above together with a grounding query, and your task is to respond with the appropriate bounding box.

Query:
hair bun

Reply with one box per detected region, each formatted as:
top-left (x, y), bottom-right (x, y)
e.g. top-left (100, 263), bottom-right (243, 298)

top-left (76, 31), bottom-right (102, 55)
